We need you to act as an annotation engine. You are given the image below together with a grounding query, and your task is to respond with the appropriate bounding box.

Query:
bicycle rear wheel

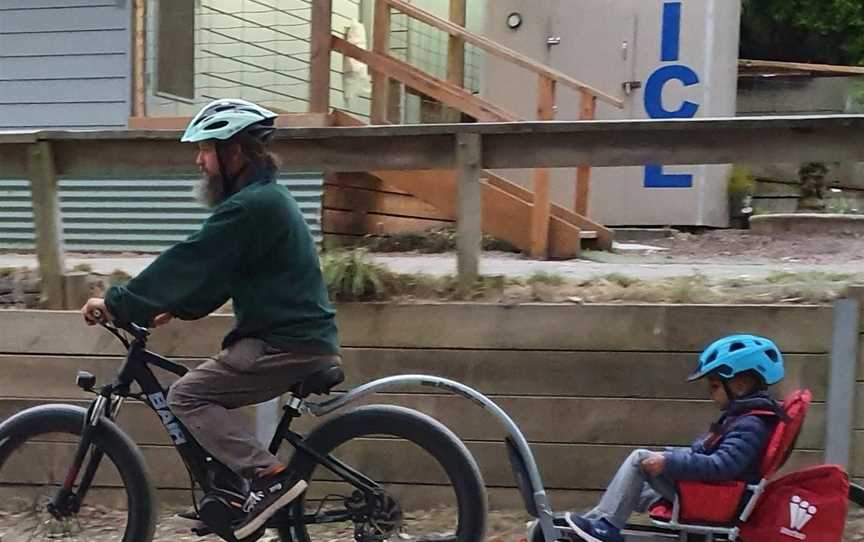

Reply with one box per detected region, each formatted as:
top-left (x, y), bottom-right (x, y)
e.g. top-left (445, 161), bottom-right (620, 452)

top-left (278, 405), bottom-right (487, 542)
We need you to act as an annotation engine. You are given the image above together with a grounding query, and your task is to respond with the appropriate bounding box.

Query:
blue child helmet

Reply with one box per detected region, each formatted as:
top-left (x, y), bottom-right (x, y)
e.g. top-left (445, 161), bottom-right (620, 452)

top-left (688, 334), bottom-right (784, 385)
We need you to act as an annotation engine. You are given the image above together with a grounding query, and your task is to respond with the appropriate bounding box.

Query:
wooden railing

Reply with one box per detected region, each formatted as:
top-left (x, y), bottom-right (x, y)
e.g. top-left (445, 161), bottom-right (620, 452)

top-left (4, 116), bottom-right (863, 306)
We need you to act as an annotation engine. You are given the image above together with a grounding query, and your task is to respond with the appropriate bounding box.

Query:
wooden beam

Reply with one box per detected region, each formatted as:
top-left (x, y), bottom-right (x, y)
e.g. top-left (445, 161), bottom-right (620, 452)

top-left (530, 76), bottom-right (556, 259)
top-left (131, 0), bottom-right (146, 117)
top-left (26, 142), bottom-right (65, 310)
top-left (332, 37), bottom-right (518, 122)
top-left (575, 92), bottom-right (597, 216)
top-left (309, 0), bottom-right (333, 114)
top-left (9, 116), bottom-right (864, 176)
top-left (739, 58), bottom-right (864, 76)
top-left (385, 0), bottom-right (623, 108)
top-left (456, 133), bottom-right (482, 288)
top-left (371, 0), bottom-right (391, 124)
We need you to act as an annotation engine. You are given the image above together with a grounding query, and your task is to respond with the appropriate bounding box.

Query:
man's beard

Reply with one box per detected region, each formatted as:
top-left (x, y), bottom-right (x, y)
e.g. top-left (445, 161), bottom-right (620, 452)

top-left (194, 173), bottom-right (226, 209)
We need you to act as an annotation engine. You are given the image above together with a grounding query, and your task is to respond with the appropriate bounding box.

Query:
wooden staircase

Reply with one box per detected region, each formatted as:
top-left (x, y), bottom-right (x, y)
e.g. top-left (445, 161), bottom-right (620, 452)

top-left (319, 0), bottom-right (622, 258)
top-left (326, 112), bottom-right (613, 258)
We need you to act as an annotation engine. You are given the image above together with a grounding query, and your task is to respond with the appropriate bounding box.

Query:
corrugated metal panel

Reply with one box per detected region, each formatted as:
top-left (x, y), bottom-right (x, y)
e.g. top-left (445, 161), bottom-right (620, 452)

top-left (0, 174), bottom-right (323, 252)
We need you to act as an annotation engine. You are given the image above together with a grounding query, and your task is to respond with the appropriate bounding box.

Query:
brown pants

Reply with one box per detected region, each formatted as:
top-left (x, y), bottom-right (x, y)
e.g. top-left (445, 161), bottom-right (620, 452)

top-left (167, 338), bottom-right (340, 478)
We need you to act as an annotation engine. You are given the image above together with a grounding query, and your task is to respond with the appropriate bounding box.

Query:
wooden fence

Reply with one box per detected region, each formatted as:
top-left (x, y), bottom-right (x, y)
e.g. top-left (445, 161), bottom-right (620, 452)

top-left (0, 301), bottom-right (859, 511)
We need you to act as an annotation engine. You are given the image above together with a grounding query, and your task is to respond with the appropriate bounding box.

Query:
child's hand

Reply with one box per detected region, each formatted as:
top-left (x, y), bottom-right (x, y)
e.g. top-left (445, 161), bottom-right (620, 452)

top-left (641, 453), bottom-right (666, 476)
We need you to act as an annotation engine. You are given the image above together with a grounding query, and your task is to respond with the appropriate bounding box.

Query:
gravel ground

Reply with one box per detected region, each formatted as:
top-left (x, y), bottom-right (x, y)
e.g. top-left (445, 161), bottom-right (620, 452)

top-left (1, 504), bottom-right (862, 542)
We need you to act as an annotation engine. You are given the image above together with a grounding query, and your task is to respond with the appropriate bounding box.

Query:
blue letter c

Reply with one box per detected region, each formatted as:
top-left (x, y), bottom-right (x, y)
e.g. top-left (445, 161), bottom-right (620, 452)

top-left (644, 65), bottom-right (700, 119)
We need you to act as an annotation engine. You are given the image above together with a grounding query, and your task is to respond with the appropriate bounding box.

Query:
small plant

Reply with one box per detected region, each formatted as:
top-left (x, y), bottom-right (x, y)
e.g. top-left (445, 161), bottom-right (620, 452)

top-left (320, 248), bottom-right (393, 301)
top-left (728, 166), bottom-right (756, 199)
top-left (666, 273), bottom-right (714, 303)
top-left (359, 227), bottom-right (519, 254)
top-left (797, 162), bottom-right (829, 212)
top-left (108, 269), bottom-right (132, 286)
top-left (526, 271), bottom-right (565, 286)
top-left (602, 273), bottom-right (640, 288)
top-left (72, 263), bottom-right (93, 273)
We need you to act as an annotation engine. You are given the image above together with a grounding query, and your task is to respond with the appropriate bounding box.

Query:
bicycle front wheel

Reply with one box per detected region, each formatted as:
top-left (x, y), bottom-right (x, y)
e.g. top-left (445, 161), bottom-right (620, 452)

top-left (0, 404), bottom-right (156, 542)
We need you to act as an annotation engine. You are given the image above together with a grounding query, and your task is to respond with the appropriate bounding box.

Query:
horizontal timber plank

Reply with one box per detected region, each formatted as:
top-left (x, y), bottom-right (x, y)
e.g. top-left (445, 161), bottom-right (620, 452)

top-left (324, 184), bottom-right (450, 221)
top-left (0, 352), bottom-right (827, 403)
top-left (0, 395), bottom-right (826, 448)
top-left (0, 307), bottom-right (832, 356)
top-left (322, 209), bottom-right (453, 236)
top-left (0, 439), bottom-right (821, 493)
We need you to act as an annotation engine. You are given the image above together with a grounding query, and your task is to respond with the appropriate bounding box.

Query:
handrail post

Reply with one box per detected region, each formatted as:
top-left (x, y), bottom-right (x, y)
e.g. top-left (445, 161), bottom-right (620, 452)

top-left (443, 0), bottom-right (467, 123)
top-left (530, 75), bottom-right (555, 259)
top-left (575, 91), bottom-right (597, 216)
top-left (370, 0), bottom-right (391, 124)
top-left (309, 0), bottom-right (333, 114)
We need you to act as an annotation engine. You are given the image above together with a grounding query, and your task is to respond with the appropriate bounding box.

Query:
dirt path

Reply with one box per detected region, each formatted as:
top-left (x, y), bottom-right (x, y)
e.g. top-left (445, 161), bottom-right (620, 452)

top-left (1, 505), bottom-right (862, 542)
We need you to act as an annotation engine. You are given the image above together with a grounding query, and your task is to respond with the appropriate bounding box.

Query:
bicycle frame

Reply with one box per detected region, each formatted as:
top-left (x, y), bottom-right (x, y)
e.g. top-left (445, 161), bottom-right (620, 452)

top-left (69, 323), bottom-right (558, 541)
top-left (61, 332), bottom-right (389, 527)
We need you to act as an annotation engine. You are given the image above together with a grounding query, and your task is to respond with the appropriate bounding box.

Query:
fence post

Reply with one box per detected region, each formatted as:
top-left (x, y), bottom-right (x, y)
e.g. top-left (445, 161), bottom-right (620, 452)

top-left (456, 132), bottom-right (482, 289)
top-left (825, 291), bottom-right (861, 467)
top-left (27, 141), bottom-right (66, 309)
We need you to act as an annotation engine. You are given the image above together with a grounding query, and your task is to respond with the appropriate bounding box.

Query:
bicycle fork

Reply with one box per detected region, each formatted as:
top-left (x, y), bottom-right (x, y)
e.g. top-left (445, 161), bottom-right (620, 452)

top-left (50, 392), bottom-right (125, 519)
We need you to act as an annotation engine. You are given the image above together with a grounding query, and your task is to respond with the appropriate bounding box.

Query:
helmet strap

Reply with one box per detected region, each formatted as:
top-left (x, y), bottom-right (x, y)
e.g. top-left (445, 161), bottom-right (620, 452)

top-left (215, 142), bottom-right (250, 199)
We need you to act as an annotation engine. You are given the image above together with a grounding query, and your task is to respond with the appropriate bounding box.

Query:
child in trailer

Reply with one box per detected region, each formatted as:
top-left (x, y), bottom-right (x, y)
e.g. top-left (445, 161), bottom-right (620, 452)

top-left (566, 334), bottom-right (787, 542)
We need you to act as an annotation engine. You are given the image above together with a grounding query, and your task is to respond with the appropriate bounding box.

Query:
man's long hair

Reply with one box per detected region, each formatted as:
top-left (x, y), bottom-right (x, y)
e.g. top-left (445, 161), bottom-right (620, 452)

top-left (231, 131), bottom-right (280, 179)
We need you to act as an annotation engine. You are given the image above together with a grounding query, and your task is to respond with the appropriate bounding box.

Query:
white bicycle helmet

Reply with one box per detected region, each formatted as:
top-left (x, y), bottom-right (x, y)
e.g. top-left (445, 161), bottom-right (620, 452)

top-left (181, 99), bottom-right (277, 143)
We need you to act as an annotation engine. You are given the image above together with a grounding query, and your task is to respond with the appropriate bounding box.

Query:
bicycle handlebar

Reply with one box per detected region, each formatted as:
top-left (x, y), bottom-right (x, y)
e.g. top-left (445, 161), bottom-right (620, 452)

top-left (92, 309), bottom-right (150, 348)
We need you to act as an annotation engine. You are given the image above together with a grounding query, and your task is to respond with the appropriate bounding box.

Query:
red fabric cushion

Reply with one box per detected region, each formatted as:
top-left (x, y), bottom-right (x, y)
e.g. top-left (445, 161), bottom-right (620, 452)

top-left (677, 480), bottom-right (748, 525)
top-left (740, 465), bottom-right (848, 542)
top-left (648, 500), bottom-right (673, 521)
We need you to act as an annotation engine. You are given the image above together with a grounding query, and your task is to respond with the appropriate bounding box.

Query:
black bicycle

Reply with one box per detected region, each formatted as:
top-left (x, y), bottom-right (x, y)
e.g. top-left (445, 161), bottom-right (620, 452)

top-left (0, 317), bottom-right (487, 542)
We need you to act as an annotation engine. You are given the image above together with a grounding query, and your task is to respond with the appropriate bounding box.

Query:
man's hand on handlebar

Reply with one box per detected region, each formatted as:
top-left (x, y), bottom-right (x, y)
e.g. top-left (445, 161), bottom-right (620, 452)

top-left (81, 297), bottom-right (173, 329)
top-left (81, 298), bottom-right (111, 325)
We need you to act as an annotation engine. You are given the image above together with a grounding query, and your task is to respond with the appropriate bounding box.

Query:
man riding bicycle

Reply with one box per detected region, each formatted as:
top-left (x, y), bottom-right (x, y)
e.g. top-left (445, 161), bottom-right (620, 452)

top-left (81, 98), bottom-right (340, 539)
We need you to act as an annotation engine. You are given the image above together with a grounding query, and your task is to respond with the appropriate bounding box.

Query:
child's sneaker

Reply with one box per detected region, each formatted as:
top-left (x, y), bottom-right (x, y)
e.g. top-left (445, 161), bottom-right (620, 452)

top-left (563, 514), bottom-right (624, 542)
top-left (233, 469), bottom-right (307, 539)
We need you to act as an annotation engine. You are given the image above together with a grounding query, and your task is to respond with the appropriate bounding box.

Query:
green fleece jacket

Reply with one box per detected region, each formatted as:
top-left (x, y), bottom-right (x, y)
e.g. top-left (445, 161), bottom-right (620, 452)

top-left (105, 172), bottom-right (339, 354)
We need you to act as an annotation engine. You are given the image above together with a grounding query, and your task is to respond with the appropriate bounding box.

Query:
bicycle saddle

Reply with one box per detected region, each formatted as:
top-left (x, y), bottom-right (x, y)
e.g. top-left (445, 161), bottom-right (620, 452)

top-left (291, 364), bottom-right (345, 398)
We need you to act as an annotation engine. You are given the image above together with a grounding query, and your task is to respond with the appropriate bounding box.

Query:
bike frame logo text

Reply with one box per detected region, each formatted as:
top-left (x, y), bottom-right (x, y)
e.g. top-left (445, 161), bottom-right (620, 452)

top-left (148, 392), bottom-right (188, 445)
